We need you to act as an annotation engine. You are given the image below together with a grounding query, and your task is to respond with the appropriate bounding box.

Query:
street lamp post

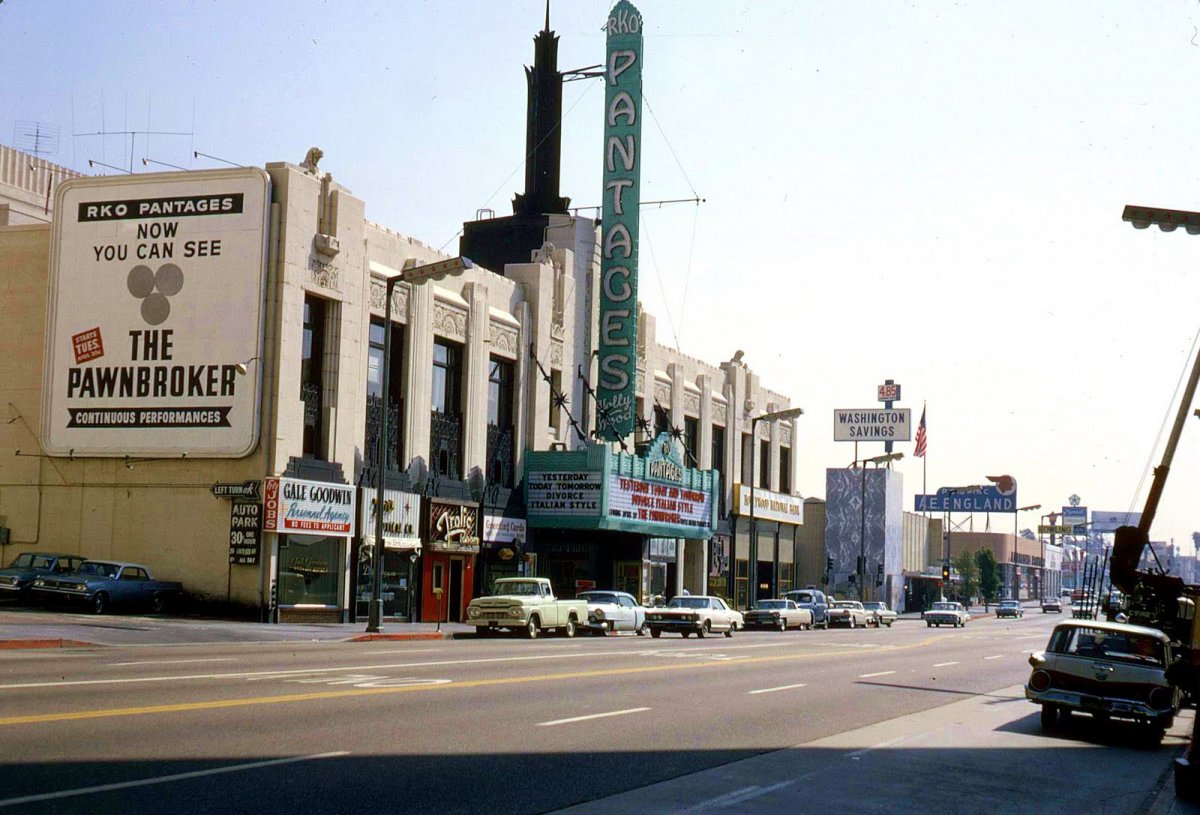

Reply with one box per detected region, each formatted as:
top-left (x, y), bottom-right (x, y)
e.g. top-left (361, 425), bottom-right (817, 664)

top-left (856, 452), bottom-right (903, 601)
top-left (1016, 504), bottom-right (1041, 600)
top-left (366, 256), bottom-right (473, 634)
top-left (747, 406), bottom-right (804, 606)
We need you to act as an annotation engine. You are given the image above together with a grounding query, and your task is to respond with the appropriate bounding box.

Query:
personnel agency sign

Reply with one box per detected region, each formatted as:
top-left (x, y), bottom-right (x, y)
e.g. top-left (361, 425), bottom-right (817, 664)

top-left (42, 168), bottom-right (270, 457)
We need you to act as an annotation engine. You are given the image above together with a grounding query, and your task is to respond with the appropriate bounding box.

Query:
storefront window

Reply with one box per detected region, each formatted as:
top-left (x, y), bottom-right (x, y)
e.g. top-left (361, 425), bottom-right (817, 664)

top-left (735, 557), bottom-right (749, 610)
top-left (279, 536), bottom-right (342, 607)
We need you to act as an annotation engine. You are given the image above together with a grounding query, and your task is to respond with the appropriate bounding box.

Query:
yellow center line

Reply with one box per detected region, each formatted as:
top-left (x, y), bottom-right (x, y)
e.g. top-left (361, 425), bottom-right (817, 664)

top-left (0, 635), bottom-right (950, 727)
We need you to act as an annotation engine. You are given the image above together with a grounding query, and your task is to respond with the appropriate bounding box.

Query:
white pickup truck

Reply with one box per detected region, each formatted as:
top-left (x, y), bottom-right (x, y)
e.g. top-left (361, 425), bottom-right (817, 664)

top-left (465, 577), bottom-right (587, 639)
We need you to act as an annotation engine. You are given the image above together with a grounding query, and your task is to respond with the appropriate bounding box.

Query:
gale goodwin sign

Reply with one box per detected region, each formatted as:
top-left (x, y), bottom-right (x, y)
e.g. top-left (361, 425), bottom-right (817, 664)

top-left (596, 0), bottom-right (644, 441)
top-left (42, 168), bottom-right (270, 457)
top-left (263, 477), bottom-right (356, 537)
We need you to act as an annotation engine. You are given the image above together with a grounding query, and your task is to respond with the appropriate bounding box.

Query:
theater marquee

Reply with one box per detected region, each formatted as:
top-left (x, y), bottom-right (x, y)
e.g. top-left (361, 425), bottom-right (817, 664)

top-left (42, 168), bottom-right (270, 457)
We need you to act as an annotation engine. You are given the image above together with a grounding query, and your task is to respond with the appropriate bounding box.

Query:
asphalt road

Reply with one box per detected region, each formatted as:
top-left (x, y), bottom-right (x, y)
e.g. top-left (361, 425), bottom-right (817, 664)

top-left (0, 610), bottom-right (1181, 814)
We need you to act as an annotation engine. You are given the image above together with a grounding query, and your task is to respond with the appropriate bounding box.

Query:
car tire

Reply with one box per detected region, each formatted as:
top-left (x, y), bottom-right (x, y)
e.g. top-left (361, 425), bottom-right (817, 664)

top-left (926, 621), bottom-right (932, 627)
top-left (525, 618), bottom-right (539, 639)
top-left (637, 621), bottom-right (648, 636)
top-left (92, 592), bottom-right (108, 615)
top-left (847, 617), bottom-right (855, 629)
top-left (1041, 704), bottom-right (1059, 729)
top-left (150, 593), bottom-right (169, 614)
top-left (682, 631), bottom-right (690, 638)
top-left (698, 620), bottom-right (711, 638)
top-left (779, 619), bottom-right (787, 632)
top-left (1146, 724), bottom-right (1167, 746)
top-left (563, 618), bottom-right (576, 638)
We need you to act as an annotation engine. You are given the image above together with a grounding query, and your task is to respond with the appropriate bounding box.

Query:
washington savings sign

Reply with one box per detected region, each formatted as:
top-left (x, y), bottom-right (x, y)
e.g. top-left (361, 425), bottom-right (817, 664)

top-left (596, 1), bottom-right (644, 441)
top-left (42, 168), bottom-right (270, 457)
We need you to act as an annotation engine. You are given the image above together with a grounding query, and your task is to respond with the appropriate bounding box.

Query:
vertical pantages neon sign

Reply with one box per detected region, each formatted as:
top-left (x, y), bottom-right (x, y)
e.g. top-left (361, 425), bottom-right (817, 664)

top-left (597, 0), bottom-right (643, 441)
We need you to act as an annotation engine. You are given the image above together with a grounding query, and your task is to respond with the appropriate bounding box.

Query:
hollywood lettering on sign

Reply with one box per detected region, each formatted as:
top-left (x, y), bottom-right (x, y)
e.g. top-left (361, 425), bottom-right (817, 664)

top-left (42, 169), bottom-right (270, 457)
top-left (596, 0), bottom-right (644, 441)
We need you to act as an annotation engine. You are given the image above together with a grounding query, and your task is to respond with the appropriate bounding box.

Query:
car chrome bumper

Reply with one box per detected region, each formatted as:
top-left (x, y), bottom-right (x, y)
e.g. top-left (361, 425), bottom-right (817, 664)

top-left (646, 620), bottom-right (702, 630)
top-left (1025, 686), bottom-right (1173, 721)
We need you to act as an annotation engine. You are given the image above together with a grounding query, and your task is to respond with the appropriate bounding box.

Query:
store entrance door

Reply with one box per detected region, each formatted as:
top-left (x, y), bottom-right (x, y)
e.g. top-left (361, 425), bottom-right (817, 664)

top-left (447, 557), bottom-right (465, 622)
top-left (614, 561), bottom-right (640, 600)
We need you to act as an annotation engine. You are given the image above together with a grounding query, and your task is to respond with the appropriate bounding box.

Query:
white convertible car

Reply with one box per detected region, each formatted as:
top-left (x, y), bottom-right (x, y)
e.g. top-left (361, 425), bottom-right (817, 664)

top-left (577, 590), bottom-right (647, 636)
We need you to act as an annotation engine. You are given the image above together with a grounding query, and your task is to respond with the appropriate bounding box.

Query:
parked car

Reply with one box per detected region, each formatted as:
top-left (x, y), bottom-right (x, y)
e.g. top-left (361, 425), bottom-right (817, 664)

top-left (996, 600), bottom-right (1024, 619)
top-left (1026, 619), bottom-right (1180, 743)
top-left (465, 577), bottom-right (586, 638)
top-left (577, 590), bottom-right (647, 636)
top-left (0, 552), bottom-right (86, 600)
top-left (1041, 597), bottom-right (1063, 613)
top-left (862, 601), bottom-right (897, 628)
top-left (923, 601), bottom-right (970, 628)
top-left (31, 560), bottom-right (182, 614)
top-left (743, 599), bottom-right (813, 631)
top-left (826, 600), bottom-right (873, 628)
top-left (645, 596), bottom-right (742, 638)
top-left (782, 588), bottom-right (831, 629)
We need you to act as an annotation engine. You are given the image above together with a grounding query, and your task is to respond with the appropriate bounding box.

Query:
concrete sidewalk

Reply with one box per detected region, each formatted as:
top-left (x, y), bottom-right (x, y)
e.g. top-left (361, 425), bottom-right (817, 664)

top-left (0, 608), bottom-right (476, 648)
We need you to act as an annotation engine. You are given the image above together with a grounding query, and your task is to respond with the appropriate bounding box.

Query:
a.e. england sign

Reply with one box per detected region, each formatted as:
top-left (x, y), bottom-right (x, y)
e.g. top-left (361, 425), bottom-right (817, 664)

top-left (263, 477), bottom-right (356, 537)
top-left (596, 0), bottom-right (644, 441)
top-left (42, 168), bottom-right (270, 457)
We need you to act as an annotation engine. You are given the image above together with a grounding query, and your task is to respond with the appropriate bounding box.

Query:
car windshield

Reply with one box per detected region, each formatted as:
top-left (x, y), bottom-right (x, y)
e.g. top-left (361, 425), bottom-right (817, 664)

top-left (579, 592), bottom-right (617, 605)
top-left (492, 581), bottom-right (541, 596)
top-left (788, 593), bottom-right (815, 604)
top-left (10, 554), bottom-right (54, 570)
top-left (1047, 626), bottom-right (1166, 667)
top-left (753, 600), bottom-right (787, 610)
top-left (932, 602), bottom-right (957, 611)
top-left (1001, 601), bottom-right (1019, 607)
top-left (863, 602), bottom-right (884, 611)
top-left (667, 597), bottom-right (710, 609)
top-left (78, 562), bottom-right (119, 579)
top-left (832, 602), bottom-right (858, 609)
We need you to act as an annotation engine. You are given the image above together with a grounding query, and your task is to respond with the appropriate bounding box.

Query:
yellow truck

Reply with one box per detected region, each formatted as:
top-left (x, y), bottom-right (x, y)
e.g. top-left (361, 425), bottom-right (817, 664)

top-left (465, 577), bottom-right (587, 639)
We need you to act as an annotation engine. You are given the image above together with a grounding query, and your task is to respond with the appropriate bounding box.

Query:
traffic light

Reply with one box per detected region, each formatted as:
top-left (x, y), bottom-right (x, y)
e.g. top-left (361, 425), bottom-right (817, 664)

top-left (875, 563), bottom-right (884, 587)
top-left (826, 556), bottom-right (834, 572)
top-left (941, 561), bottom-right (951, 581)
top-left (856, 555), bottom-right (866, 575)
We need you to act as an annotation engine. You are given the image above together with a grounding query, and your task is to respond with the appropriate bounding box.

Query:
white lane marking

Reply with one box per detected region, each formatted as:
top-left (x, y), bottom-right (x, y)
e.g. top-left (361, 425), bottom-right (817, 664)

top-left (984, 655), bottom-right (1004, 660)
top-left (859, 670), bottom-right (896, 678)
top-left (360, 648), bottom-right (440, 655)
top-left (109, 657), bottom-right (237, 667)
top-left (686, 781), bottom-right (795, 811)
top-left (0, 644), bottom-right (789, 690)
top-left (933, 661), bottom-right (959, 667)
top-left (537, 707), bottom-right (650, 727)
top-left (0, 751), bottom-right (349, 807)
top-left (846, 735), bottom-right (910, 758)
top-left (748, 683), bottom-right (807, 695)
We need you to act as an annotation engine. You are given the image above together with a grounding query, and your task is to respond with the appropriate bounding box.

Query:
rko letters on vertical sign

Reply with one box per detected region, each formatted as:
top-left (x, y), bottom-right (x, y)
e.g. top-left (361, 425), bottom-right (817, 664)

top-left (597, 1), bottom-right (643, 441)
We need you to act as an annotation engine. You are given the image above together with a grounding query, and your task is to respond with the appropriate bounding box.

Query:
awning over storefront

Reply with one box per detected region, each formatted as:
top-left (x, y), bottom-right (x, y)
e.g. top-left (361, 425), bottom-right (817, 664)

top-left (526, 433), bottom-right (719, 539)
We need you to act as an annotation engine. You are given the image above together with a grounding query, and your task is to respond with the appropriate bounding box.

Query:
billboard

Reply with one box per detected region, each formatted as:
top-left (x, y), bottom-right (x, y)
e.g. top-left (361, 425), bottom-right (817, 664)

top-left (43, 168), bottom-right (270, 457)
top-left (596, 1), bottom-right (644, 440)
top-left (834, 408), bottom-right (912, 442)
top-left (1091, 510), bottom-right (1143, 533)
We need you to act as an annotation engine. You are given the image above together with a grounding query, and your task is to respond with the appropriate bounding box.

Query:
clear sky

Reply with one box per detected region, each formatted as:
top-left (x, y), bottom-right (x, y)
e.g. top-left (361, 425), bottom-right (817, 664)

top-left (4, 1), bottom-right (1200, 552)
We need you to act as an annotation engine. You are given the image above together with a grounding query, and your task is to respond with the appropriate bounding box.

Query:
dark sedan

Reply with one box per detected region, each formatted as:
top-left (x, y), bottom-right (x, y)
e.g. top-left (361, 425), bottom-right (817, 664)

top-left (997, 600), bottom-right (1024, 619)
top-left (0, 552), bottom-right (86, 600)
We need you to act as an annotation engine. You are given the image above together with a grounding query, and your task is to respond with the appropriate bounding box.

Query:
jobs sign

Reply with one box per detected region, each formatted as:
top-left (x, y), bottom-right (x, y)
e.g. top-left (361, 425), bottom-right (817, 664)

top-left (596, 0), bottom-right (644, 441)
top-left (42, 168), bottom-right (270, 457)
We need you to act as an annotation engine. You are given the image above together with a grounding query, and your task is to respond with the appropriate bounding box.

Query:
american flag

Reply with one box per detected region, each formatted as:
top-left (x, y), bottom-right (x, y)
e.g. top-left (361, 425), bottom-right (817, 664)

top-left (914, 406), bottom-right (927, 458)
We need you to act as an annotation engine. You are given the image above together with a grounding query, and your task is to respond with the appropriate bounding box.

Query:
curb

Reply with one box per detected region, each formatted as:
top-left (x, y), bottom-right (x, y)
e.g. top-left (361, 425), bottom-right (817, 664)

top-left (345, 632), bottom-right (450, 642)
top-left (0, 638), bottom-right (97, 650)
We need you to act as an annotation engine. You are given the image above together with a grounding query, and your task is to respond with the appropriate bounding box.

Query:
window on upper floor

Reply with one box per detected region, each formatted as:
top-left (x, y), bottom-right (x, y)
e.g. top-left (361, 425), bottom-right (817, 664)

top-left (780, 446), bottom-right (792, 494)
top-left (301, 295), bottom-right (327, 457)
top-left (684, 416), bottom-right (699, 468)
top-left (760, 439), bottom-right (770, 487)
top-left (432, 340), bottom-right (463, 415)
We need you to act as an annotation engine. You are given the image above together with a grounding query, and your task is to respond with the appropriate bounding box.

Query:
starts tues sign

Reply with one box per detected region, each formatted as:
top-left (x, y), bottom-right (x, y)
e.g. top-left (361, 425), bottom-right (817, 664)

top-left (42, 168), bottom-right (270, 458)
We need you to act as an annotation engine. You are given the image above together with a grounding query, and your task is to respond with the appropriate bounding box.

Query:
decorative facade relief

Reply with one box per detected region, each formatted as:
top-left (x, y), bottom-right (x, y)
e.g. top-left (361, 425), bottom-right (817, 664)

top-left (549, 338), bottom-right (563, 367)
top-left (781, 424), bottom-right (793, 446)
top-left (550, 321), bottom-right (565, 341)
top-left (308, 257), bottom-right (339, 291)
top-left (489, 322), bottom-right (519, 358)
top-left (433, 303), bottom-right (466, 341)
top-left (684, 391), bottom-right (700, 416)
top-left (713, 402), bottom-right (727, 425)
top-left (369, 281), bottom-right (409, 320)
top-left (653, 382), bottom-right (670, 405)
